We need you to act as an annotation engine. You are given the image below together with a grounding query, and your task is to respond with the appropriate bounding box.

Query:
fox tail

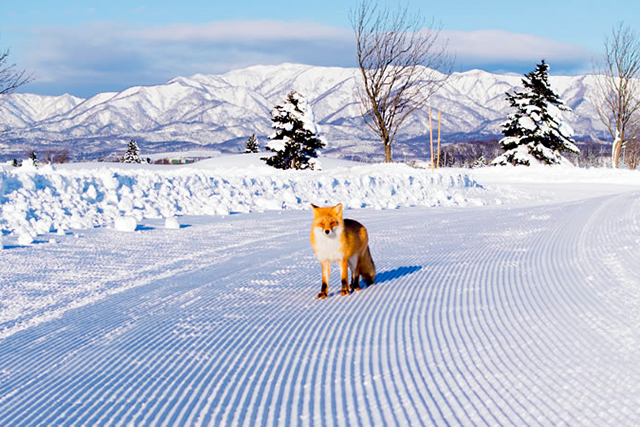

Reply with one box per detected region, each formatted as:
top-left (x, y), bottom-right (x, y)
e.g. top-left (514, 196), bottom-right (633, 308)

top-left (360, 246), bottom-right (376, 285)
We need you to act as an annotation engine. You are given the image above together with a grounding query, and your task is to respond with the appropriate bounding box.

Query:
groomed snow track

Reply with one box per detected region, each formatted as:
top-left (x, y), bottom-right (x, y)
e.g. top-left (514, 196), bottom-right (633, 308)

top-left (1, 191), bottom-right (640, 425)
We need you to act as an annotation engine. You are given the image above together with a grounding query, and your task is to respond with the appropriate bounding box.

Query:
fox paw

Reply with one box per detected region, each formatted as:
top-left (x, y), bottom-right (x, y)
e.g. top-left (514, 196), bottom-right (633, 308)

top-left (340, 289), bottom-right (350, 296)
top-left (317, 292), bottom-right (327, 299)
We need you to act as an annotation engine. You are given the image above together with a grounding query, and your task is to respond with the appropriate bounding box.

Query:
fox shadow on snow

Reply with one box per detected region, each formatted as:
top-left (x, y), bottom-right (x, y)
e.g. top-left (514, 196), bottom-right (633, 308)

top-left (325, 265), bottom-right (422, 297)
top-left (375, 265), bottom-right (422, 284)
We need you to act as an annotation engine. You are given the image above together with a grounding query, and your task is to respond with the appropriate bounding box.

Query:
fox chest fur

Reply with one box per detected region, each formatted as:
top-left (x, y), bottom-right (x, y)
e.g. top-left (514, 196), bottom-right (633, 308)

top-left (311, 225), bottom-right (346, 263)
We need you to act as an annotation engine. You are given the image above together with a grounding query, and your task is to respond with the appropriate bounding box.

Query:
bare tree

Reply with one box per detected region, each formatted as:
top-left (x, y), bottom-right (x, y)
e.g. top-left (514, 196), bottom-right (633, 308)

top-left (593, 23), bottom-right (640, 168)
top-left (0, 37), bottom-right (33, 96)
top-left (351, 0), bottom-right (453, 163)
top-left (43, 148), bottom-right (71, 164)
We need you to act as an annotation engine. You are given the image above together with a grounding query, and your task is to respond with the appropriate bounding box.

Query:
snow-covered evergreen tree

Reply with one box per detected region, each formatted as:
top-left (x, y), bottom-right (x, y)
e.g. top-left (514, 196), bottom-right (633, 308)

top-left (262, 91), bottom-right (325, 170)
top-left (244, 134), bottom-right (260, 153)
top-left (493, 60), bottom-right (579, 166)
top-left (123, 140), bottom-right (142, 164)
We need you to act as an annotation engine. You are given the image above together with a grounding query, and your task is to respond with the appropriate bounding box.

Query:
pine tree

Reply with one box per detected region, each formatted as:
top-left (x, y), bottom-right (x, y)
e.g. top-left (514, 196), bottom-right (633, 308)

top-left (30, 151), bottom-right (39, 167)
top-left (123, 139), bottom-right (142, 163)
top-left (493, 60), bottom-right (579, 166)
top-left (262, 91), bottom-right (325, 170)
top-left (244, 134), bottom-right (260, 153)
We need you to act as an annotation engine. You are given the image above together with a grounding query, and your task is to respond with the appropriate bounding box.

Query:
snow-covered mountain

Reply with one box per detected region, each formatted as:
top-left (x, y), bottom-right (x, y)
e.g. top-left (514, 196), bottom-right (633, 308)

top-left (0, 63), bottom-right (607, 161)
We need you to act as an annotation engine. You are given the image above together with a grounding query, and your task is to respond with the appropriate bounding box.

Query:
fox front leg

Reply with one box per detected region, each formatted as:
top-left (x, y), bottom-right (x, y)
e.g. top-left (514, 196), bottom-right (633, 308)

top-left (317, 262), bottom-right (331, 299)
top-left (350, 273), bottom-right (360, 293)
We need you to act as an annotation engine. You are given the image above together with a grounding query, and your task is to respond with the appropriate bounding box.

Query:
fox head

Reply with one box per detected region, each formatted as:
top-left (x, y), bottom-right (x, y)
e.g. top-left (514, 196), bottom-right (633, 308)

top-left (311, 203), bottom-right (344, 236)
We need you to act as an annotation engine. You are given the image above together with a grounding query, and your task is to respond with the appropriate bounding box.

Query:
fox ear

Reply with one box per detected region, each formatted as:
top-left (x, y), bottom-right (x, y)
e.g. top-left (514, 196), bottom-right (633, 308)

top-left (333, 203), bottom-right (343, 216)
top-left (310, 203), bottom-right (319, 210)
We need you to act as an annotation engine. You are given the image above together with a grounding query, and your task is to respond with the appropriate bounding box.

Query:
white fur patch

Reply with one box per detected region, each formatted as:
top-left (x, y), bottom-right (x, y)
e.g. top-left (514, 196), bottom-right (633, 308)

top-left (313, 226), bottom-right (344, 263)
top-left (348, 253), bottom-right (358, 273)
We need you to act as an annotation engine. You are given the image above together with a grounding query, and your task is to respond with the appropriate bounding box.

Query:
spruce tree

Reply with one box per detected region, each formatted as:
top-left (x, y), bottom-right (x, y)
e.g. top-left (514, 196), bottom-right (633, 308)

top-left (123, 139), bottom-right (142, 163)
top-left (30, 151), bottom-right (39, 167)
top-left (262, 91), bottom-right (325, 170)
top-left (493, 60), bottom-right (579, 166)
top-left (244, 134), bottom-right (260, 153)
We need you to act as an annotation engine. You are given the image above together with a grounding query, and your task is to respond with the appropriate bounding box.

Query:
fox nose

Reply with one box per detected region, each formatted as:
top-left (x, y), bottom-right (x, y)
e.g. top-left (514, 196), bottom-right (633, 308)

top-left (324, 229), bottom-right (330, 235)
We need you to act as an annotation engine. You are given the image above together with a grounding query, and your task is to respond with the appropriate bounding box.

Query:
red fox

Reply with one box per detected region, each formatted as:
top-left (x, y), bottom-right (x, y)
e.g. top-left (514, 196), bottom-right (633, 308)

top-left (310, 203), bottom-right (376, 299)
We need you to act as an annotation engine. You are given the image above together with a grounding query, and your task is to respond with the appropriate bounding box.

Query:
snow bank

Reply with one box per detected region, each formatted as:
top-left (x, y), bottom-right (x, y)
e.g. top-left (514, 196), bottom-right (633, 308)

top-left (473, 163), bottom-right (640, 184)
top-left (0, 156), bottom-right (488, 240)
top-left (4, 153), bottom-right (639, 243)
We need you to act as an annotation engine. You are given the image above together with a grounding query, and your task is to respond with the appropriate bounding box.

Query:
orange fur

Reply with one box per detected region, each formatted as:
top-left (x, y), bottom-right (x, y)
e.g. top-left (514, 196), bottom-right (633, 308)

top-left (310, 203), bottom-right (376, 299)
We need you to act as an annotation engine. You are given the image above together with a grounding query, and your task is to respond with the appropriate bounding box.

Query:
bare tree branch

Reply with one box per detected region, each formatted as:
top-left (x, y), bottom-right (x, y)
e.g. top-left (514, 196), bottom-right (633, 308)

top-left (351, 0), bottom-right (453, 162)
top-left (0, 35), bottom-right (33, 96)
top-left (592, 22), bottom-right (640, 168)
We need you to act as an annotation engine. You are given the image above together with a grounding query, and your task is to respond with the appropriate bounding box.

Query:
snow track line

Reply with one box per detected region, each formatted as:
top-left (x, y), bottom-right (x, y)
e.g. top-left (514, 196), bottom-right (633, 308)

top-left (528, 202), bottom-right (609, 414)
top-left (449, 254), bottom-right (508, 425)
top-left (465, 258), bottom-right (528, 424)
top-left (2, 193), bottom-right (640, 425)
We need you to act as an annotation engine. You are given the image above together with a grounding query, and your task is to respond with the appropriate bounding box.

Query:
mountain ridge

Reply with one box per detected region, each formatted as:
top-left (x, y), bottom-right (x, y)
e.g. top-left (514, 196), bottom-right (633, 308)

top-left (0, 63), bottom-right (608, 161)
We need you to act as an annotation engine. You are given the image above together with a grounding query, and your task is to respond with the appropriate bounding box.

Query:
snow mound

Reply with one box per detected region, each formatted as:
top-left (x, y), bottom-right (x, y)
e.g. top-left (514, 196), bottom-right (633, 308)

top-left (114, 216), bottom-right (137, 232)
top-left (0, 156), bottom-right (488, 238)
top-left (164, 217), bottom-right (180, 229)
top-left (17, 233), bottom-right (34, 246)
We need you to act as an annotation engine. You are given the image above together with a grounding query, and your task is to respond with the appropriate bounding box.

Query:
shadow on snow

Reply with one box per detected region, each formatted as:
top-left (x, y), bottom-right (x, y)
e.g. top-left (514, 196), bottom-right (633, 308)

top-left (321, 265), bottom-right (422, 298)
top-left (375, 265), bottom-right (422, 284)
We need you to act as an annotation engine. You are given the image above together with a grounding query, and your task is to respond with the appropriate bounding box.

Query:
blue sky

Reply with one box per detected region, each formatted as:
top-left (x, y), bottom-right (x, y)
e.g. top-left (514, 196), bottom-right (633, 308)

top-left (2, 0), bottom-right (638, 98)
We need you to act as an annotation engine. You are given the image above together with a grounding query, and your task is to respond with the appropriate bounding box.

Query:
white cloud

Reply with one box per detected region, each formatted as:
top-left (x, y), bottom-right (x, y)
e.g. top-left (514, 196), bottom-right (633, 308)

top-left (19, 20), bottom-right (355, 97)
top-left (129, 20), bottom-right (352, 43)
top-left (17, 22), bottom-right (594, 97)
top-left (444, 29), bottom-right (592, 68)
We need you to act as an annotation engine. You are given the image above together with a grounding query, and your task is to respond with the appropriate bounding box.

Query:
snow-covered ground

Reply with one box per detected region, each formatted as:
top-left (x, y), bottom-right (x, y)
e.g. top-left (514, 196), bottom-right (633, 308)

top-left (1, 155), bottom-right (640, 425)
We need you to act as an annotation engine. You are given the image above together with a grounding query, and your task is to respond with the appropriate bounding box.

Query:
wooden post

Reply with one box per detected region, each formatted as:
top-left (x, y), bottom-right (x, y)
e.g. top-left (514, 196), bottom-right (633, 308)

top-left (437, 110), bottom-right (441, 169)
top-left (429, 106), bottom-right (434, 170)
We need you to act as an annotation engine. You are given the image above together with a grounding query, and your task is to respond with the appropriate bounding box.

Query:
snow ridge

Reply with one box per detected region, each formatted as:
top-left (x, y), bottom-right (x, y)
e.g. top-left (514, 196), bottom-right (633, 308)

top-left (0, 158), bottom-right (488, 245)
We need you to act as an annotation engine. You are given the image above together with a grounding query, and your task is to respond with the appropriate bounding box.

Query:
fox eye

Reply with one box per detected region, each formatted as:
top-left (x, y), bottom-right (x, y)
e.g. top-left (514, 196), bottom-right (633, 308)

top-left (330, 221), bottom-right (338, 229)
